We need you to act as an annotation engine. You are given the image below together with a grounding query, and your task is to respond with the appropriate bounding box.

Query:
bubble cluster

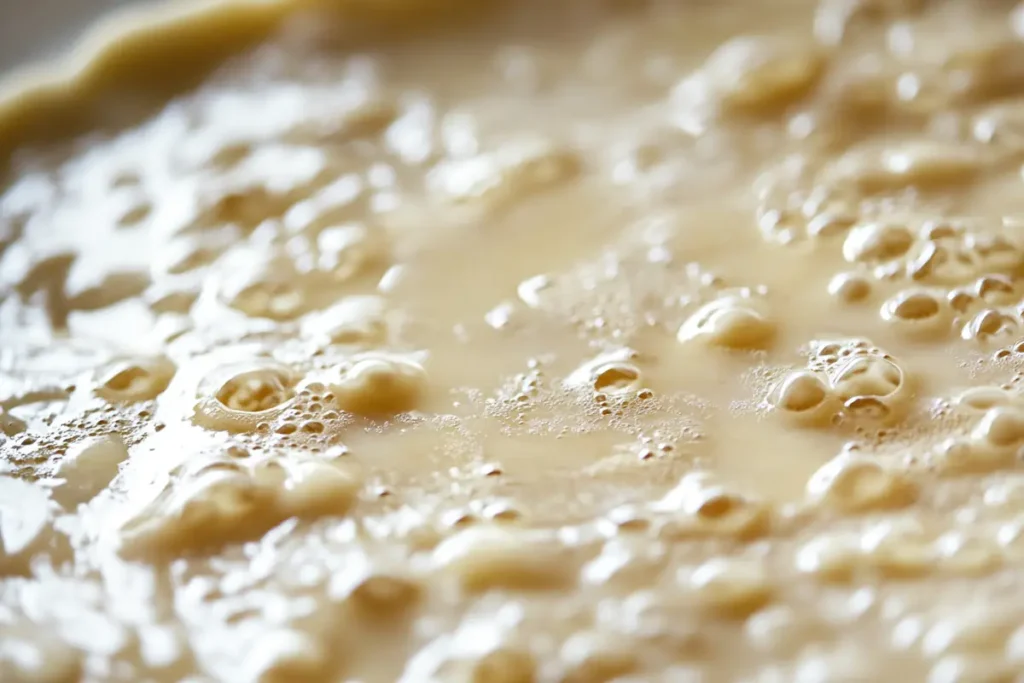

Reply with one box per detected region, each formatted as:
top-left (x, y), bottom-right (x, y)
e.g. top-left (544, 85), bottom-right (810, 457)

top-left (931, 386), bottom-right (1024, 475)
top-left (769, 338), bottom-right (911, 430)
top-left (193, 362), bottom-right (298, 432)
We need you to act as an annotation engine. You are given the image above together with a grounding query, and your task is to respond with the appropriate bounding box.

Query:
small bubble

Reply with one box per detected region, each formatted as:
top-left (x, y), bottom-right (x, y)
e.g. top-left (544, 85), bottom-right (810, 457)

top-left (276, 422), bottom-right (298, 435)
top-left (844, 396), bottom-right (890, 421)
top-left (828, 272), bottom-right (871, 303)
top-left (490, 507), bottom-right (522, 522)
top-left (593, 363), bottom-right (641, 393)
top-left (480, 464), bottom-right (503, 477)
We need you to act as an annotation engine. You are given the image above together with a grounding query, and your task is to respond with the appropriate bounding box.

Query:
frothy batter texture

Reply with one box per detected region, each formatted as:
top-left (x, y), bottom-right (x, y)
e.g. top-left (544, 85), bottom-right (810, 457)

top-left (5, 0), bottom-right (1024, 680)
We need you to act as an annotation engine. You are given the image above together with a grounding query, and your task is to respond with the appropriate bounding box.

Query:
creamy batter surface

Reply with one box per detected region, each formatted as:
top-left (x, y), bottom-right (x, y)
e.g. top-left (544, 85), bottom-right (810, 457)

top-left (6, 0), bottom-right (1024, 680)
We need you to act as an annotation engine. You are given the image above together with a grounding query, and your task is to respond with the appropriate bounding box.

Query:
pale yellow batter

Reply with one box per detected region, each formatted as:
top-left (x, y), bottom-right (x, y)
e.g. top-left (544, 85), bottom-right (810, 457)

top-left (5, 0), bottom-right (1024, 680)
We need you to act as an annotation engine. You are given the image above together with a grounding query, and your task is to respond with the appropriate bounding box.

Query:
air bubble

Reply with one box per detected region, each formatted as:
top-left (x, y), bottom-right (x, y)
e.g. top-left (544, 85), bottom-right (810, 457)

top-left (828, 272), bottom-right (871, 303)
top-left (843, 395), bottom-right (890, 421)
top-left (947, 288), bottom-right (974, 313)
top-left (275, 422), bottom-right (298, 435)
top-left (769, 370), bottom-right (836, 426)
top-left (300, 421), bottom-right (325, 433)
top-left (677, 295), bottom-right (775, 350)
top-left (593, 363), bottom-right (641, 393)
top-left (327, 352), bottom-right (427, 417)
top-left (962, 308), bottom-right (1019, 341)
top-left (880, 288), bottom-right (950, 340)
top-left (193, 363), bottom-right (297, 433)
top-left (975, 274), bottom-right (1016, 303)
top-left (829, 355), bottom-right (905, 401)
top-left (95, 356), bottom-right (176, 403)
top-left (842, 222), bottom-right (914, 264)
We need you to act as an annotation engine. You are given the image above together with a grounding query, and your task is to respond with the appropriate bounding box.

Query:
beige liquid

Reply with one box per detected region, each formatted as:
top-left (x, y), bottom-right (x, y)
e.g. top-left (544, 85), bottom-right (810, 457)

top-left (5, 0), bottom-right (1024, 680)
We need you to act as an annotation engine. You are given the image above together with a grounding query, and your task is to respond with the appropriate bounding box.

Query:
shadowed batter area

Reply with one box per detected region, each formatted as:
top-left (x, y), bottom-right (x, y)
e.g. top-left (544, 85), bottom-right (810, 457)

top-left (5, 0), bottom-right (1024, 681)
